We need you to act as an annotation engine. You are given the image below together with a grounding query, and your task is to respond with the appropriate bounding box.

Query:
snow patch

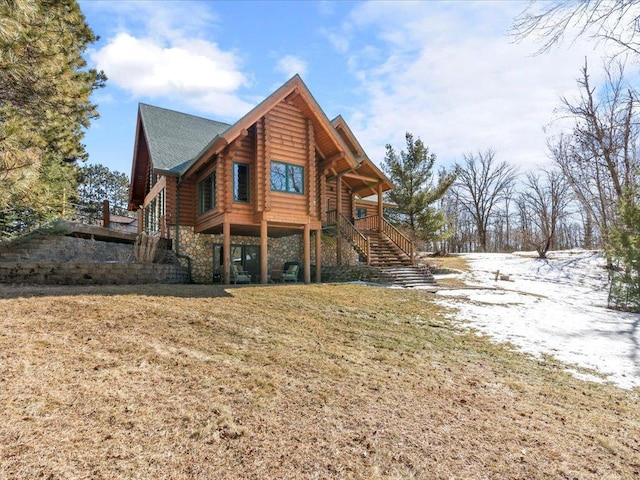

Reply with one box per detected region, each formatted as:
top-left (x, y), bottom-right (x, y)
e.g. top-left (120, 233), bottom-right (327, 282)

top-left (435, 251), bottom-right (640, 390)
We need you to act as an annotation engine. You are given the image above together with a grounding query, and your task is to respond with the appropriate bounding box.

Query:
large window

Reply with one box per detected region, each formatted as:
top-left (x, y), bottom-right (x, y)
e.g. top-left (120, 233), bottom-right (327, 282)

top-left (233, 163), bottom-right (250, 202)
top-left (270, 161), bottom-right (304, 194)
top-left (198, 172), bottom-right (216, 214)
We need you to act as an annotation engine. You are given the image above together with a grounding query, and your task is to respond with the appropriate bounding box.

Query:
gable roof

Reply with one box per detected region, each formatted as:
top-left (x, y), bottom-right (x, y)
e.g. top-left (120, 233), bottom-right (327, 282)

top-left (138, 103), bottom-right (231, 174)
top-left (183, 74), bottom-right (359, 177)
top-left (331, 115), bottom-right (394, 197)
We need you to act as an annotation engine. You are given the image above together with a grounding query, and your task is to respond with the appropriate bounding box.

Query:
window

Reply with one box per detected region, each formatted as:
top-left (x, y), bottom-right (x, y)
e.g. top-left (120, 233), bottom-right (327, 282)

top-left (233, 163), bottom-right (250, 202)
top-left (198, 173), bottom-right (216, 214)
top-left (144, 188), bottom-right (165, 233)
top-left (356, 207), bottom-right (367, 219)
top-left (271, 161), bottom-right (304, 194)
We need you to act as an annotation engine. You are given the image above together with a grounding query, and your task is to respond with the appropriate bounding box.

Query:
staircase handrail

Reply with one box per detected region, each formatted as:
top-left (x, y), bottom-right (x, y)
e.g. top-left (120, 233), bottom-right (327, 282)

top-left (354, 215), bottom-right (379, 231)
top-left (338, 212), bottom-right (370, 265)
top-left (325, 209), bottom-right (337, 226)
top-left (380, 217), bottom-right (414, 265)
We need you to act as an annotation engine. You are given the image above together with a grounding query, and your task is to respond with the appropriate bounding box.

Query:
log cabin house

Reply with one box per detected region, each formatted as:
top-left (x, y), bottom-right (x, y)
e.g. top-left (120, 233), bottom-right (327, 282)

top-left (128, 75), bottom-right (413, 284)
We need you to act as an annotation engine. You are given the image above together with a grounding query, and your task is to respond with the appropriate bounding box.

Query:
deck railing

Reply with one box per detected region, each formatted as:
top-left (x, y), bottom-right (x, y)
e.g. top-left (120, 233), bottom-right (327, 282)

top-left (325, 210), bottom-right (414, 266)
top-left (380, 216), bottom-right (414, 265)
top-left (338, 213), bottom-right (370, 265)
top-left (325, 209), bottom-right (337, 227)
top-left (354, 215), bottom-right (379, 231)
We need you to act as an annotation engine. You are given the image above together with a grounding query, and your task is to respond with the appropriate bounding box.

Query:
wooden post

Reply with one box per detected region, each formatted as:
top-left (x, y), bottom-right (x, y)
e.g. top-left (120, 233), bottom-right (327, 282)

top-left (223, 220), bottom-right (231, 284)
top-left (137, 208), bottom-right (143, 234)
top-left (304, 223), bottom-right (311, 284)
top-left (377, 183), bottom-right (383, 233)
top-left (102, 200), bottom-right (110, 228)
top-left (315, 229), bottom-right (322, 283)
top-left (336, 176), bottom-right (342, 266)
top-left (260, 219), bottom-right (268, 284)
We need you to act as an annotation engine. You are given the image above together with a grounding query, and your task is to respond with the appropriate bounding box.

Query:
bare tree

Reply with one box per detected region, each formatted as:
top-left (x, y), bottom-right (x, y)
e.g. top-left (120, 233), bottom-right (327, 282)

top-left (455, 150), bottom-right (518, 252)
top-left (512, 1), bottom-right (640, 58)
top-left (548, 60), bottom-right (640, 258)
top-left (518, 170), bottom-right (573, 258)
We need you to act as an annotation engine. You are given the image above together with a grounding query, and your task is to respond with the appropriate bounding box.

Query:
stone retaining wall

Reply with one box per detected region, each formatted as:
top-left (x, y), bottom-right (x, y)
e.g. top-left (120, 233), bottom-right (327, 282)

top-left (0, 235), bottom-right (135, 263)
top-left (321, 264), bottom-right (389, 284)
top-left (0, 262), bottom-right (189, 285)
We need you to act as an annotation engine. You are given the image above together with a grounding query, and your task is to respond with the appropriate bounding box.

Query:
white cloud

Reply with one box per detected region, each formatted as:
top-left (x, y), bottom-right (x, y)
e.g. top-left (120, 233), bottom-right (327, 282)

top-left (336, 1), bottom-right (632, 172)
top-left (275, 55), bottom-right (308, 79)
top-left (87, 2), bottom-right (253, 119)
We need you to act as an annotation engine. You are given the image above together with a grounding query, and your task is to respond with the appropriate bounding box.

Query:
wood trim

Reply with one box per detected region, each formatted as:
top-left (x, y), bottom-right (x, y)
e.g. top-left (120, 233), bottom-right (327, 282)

top-left (142, 175), bottom-right (167, 208)
top-left (343, 172), bottom-right (380, 183)
top-left (306, 117), bottom-right (316, 217)
top-left (264, 115), bottom-right (272, 211)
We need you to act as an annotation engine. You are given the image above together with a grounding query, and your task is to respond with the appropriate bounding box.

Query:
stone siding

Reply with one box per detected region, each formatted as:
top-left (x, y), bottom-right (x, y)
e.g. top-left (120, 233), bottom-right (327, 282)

top-left (172, 226), bottom-right (364, 284)
top-left (173, 226), bottom-right (309, 283)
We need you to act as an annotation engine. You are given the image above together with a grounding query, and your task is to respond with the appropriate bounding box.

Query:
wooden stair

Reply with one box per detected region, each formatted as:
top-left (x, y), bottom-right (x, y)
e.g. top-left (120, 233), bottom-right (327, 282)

top-left (362, 230), bottom-right (411, 267)
top-left (361, 230), bottom-right (436, 288)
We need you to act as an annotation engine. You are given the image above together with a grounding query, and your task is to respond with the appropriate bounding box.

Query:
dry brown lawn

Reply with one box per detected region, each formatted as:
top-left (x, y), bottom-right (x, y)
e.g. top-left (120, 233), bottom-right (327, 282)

top-left (0, 283), bottom-right (639, 479)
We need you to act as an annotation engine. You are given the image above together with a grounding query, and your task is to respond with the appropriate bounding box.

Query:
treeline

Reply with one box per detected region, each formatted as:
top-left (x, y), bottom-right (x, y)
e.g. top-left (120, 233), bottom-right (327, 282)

top-left (383, 59), bottom-right (640, 310)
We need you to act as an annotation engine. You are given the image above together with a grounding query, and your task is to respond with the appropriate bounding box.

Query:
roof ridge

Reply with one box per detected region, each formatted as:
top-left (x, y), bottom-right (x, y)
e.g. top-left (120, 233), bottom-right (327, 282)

top-left (139, 103), bottom-right (232, 128)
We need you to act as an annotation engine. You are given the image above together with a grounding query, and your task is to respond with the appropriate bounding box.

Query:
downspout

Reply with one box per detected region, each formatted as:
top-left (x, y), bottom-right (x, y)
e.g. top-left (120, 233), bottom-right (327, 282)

top-left (174, 174), bottom-right (193, 283)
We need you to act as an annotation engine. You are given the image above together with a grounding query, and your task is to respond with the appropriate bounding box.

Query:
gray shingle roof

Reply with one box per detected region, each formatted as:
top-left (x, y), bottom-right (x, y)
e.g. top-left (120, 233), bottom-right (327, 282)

top-left (139, 103), bottom-right (231, 174)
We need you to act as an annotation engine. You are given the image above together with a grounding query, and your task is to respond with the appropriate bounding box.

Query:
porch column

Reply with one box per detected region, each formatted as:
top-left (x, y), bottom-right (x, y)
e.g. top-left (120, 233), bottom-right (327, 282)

top-left (315, 228), bottom-right (322, 283)
top-left (260, 219), bottom-right (268, 284)
top-left (336, 176), bottom-right (342, 265)
top-left (377, 183), bottom-right (383, 233)
top-left (303, 223), bottom-right (311, 284)
top-left (223, 220), bottom-right (231, 284)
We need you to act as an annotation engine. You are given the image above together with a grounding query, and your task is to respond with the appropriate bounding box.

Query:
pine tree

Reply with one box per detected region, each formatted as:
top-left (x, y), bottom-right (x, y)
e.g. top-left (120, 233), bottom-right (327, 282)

top-left (607, 188), bottom-right (640, 311)
top-left (0, 0), bottom-right (106, 234)
top-left (382, 133), bottom-right (456, 250)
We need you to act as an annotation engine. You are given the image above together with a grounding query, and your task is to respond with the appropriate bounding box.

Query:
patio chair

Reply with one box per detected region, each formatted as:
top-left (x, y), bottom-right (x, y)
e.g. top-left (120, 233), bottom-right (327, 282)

top-left (281, 264), bottom-right (299, 282)
top-left (231, 264), bottom-right (251, 284)
top-left (270, 263), bottom-right (284, 283)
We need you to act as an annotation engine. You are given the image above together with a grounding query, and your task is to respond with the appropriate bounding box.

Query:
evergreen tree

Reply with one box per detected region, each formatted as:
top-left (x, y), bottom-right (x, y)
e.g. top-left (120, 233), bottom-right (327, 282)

top-left (76, 164), bottom-right (130, 222)
top-left (0, 0), bottom-right (106, 234)
top-left (607, 187), bottom-right (640, 312)
top-left (382, 132), bottom-right (456, 249)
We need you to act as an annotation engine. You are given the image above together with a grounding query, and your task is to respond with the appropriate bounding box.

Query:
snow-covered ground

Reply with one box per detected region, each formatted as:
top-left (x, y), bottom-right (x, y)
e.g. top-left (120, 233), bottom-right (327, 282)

top-left (434, 250), bottom-right (640, 390)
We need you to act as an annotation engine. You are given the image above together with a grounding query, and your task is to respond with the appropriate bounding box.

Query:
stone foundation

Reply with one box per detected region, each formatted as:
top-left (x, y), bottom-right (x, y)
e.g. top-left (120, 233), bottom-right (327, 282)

top-left (170, 226), bottom-right (363, 284)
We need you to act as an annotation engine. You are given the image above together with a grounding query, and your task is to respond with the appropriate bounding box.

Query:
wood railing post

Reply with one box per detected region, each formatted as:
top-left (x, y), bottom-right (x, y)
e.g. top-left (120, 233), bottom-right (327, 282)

top-left (102, 200), bottom-right (110, 228)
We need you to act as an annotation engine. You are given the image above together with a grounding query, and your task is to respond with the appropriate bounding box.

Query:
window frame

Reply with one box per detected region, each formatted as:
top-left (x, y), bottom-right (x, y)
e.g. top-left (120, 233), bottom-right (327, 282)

top-left (197, 172), bottom-right (216, 215)
top-left (270, 161), bottom-right (305, 195)
top-left (233, 162), bottom-right (250, 203)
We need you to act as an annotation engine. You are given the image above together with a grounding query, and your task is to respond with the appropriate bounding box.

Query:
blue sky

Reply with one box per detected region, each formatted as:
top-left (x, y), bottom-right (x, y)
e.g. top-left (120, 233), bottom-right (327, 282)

top-left (79, 0), bottom-right (629, 178)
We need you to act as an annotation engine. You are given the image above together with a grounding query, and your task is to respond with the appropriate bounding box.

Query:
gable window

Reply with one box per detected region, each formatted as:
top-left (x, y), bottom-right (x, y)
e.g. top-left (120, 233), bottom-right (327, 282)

top-left (233, 163), bottom-right (250, 202)
top-left (198, 172), bottom-right (216, 214)
top-left (270, 161), bottom-right (304, 194)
